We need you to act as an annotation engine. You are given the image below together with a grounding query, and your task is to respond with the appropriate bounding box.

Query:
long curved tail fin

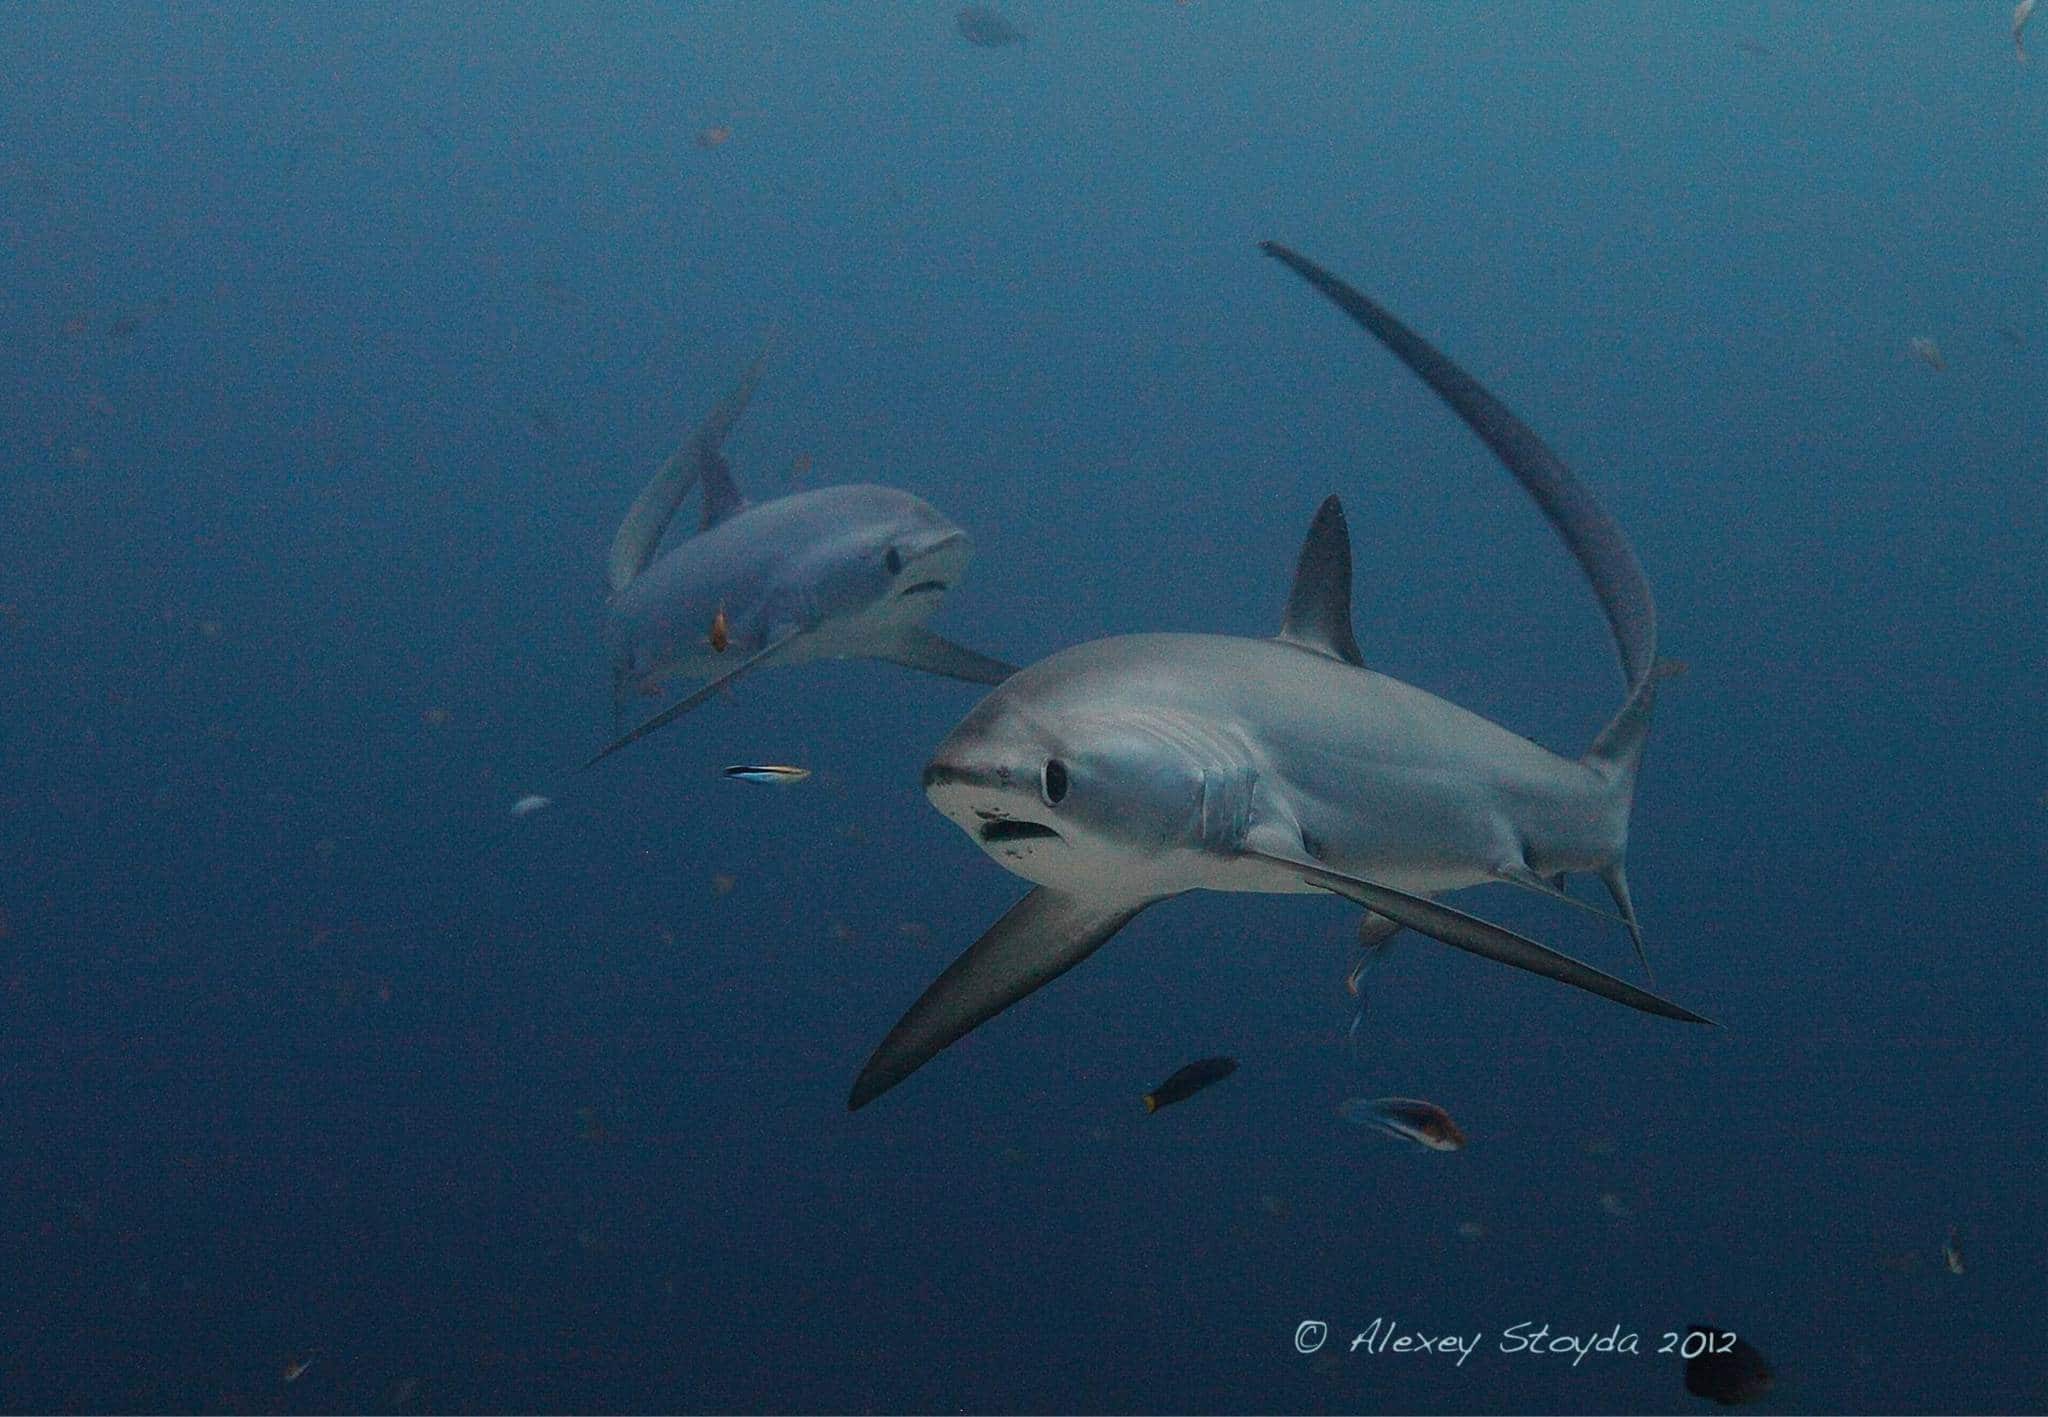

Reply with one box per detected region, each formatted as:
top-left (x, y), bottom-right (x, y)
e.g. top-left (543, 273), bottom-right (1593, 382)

top-left (1261, 240), bottom-right (1674, 982)
top-left (1258, 241), bottom-right (1658, 722)
top-left (1587, 658), bottom-right (1685, 785)
top-left (606, 340), bottom-right (773, 595)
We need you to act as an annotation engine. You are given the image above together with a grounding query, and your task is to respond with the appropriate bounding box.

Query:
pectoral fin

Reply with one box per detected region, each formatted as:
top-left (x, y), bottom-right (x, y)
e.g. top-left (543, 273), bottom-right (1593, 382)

top-left (876, 625), bottom-right (1018, 686)
top-left (582, 632), bottom-right (804, 769)
top-left (848, 887), bottom-right (1162, 1110)
top-left (1496, 862), bottom-right (1655, 983)
top-left (1244, 849), bottom-right (1711, 1025)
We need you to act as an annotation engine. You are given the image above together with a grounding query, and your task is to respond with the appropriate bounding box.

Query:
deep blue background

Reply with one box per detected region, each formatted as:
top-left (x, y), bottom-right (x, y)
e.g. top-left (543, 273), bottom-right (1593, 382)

top-left (3, 4), bottom-right (2043, 1412)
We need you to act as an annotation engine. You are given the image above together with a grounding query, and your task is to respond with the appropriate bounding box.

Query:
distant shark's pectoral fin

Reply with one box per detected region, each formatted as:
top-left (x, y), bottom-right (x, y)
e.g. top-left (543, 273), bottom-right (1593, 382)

top-left (1275, 494), bottom-right (1365, 667)
top-left (848, 887), bottom-right (1163, 1110)
top-left (877, 625), bottom-right (1018, 686)
top-left (582, 631), bottom-right (803, 769)
top-left (1244, 849), bottom-right (1711, 1025)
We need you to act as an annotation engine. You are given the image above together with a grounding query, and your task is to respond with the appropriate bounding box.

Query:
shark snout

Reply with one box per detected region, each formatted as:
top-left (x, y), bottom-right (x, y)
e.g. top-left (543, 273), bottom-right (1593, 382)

top-left (923, 757), bottom-right (1065, 849)
top-left (921, 758), bottom-right (1023, 799)
top-left (921, 759), bottom-right (981, 792)
top-left (892, 528), bottom-right (972, 599)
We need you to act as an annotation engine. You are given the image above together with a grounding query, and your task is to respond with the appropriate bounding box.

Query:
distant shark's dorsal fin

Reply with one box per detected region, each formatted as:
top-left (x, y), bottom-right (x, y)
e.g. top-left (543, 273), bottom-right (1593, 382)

top-left (1275, 494), bottom-right (1365, 667)
top-left (606, 341), bottom-right (773, 595)
top-left (698, 450), bottom-right (749, 532)
top-left (692, 337), bottom-right (774, 531)
top-left (1259, 243), bottom-right (1658, 762)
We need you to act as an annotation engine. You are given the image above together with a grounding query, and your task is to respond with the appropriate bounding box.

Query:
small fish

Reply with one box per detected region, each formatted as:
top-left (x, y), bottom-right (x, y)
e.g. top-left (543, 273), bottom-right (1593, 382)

top-left (695, 125), bottom-right (733, 150)
top-left (956, 5), bottom-right (1026, 46)
top-left (1338, 1096), bottom-right (1466, 1151)
top-left (709, 604), bottom-right (730, 654)
top-left (1942, 1224), bottom-right (1965, 1275)
top-left (1142, 1056), bottom-right (1237, 1113)
top-left (510, 794), bottom-right (551, 817)
top-left (282, 1355), bottom-right (316, 1383)
top-left (1997, 323), bottom-right (2026, 346)
top-left (1910, 336), bottom-right (1947, 372)
top-left (1734, 38), bottom-right (1773, 57)
top-left (722, 764), bottom-right (811, 785)
top-left (1682, 1327), bottom-right (1773, 1406)
top-left (2018, 0), bottom-right (2038, 61)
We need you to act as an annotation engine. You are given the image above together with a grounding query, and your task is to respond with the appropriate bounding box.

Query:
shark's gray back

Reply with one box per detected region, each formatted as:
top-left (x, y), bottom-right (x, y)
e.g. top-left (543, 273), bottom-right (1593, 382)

top-left (987, 632), bottom-right (1615, 887)
top-left (991, 633), bottom-right (1568, 778)
top-left (608, 483), bottom-right (950, 653)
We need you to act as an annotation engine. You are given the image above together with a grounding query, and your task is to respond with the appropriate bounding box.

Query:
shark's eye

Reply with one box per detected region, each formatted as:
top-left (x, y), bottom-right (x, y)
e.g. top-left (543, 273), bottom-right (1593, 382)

top-left (885, 546), bottom-right (903, 576)
top-left (1040, 758), bottom-right (1069, 806)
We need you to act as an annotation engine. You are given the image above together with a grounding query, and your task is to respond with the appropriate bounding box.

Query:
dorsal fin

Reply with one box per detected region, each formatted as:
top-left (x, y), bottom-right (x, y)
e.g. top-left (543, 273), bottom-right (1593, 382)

top-left (1275, 494), bottom-right (1365, 667)
top-left (606, 342), bottom-right (770, 594)
top-left (698, 450), bottom-right (748, 531)
top-left (1261, 242), bottom-right (1659, 764)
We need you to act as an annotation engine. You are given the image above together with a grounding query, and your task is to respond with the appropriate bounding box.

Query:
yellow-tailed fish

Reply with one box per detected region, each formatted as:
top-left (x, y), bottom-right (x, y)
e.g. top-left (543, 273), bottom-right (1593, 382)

top-left (1142, 1056), bottom-right (1237, 1113)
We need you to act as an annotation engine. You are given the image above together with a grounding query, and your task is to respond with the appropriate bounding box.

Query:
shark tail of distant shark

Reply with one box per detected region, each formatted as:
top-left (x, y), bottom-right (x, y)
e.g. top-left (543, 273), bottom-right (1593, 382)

top-left (1262, 239), bottom-right (1679, 980)
top-left (605, 337), bottom-right (774, 597)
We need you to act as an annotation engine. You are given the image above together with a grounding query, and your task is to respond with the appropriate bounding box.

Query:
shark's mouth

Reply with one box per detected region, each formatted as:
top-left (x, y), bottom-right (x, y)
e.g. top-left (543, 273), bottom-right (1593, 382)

top-left (978, 818), bottom-right (1061, 846)
top-left (895, 578), bottom-right (950, 599)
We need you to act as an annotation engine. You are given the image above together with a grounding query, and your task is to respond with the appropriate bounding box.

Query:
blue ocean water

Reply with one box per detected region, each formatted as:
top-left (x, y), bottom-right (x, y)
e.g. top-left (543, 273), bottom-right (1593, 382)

top-left (2, 4), bottom-right (2043, 1412)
